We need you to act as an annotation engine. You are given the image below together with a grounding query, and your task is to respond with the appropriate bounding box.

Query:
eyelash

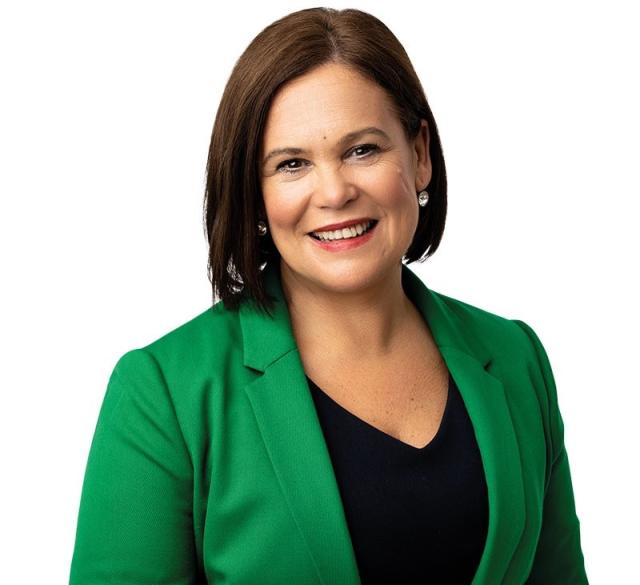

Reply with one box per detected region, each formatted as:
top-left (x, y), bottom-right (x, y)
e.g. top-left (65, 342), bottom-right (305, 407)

top-left (275, 143), bottom-right (381, 175)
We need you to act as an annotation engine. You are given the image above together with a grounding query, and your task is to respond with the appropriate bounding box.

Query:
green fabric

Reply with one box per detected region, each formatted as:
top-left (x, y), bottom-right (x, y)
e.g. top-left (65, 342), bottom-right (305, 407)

top-left (69, 263), bottom-right (588, 584)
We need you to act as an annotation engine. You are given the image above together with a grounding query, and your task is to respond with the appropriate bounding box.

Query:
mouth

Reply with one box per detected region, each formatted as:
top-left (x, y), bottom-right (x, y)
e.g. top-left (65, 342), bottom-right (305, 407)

top-left (308, 219), bottom-right (379, 242)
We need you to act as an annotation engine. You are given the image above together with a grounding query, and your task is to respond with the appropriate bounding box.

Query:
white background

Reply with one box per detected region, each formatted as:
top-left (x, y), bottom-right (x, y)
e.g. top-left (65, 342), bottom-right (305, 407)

top-left (1, 1), bottom-right (638, 582)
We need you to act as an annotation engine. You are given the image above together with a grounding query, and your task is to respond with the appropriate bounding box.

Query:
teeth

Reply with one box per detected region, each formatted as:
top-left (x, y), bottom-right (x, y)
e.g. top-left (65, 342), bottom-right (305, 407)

top-left (313, 221), bottom-right (373, 241)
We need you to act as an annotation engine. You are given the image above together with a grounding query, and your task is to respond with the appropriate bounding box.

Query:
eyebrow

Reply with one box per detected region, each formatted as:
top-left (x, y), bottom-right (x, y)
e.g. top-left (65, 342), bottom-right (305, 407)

top-left (261, 126), bottom-right (391, 167)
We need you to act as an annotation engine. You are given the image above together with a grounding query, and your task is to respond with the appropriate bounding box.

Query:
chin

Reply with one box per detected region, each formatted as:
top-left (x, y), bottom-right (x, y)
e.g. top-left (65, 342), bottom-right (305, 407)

top-left (280, 256), bottom-right (400, 295)
top-left (311, 265), bottom-right (392, 294)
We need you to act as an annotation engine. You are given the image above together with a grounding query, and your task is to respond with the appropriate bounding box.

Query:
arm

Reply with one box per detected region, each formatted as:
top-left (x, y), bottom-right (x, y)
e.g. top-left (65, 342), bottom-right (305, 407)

top-left (512, 320), bottom-right (589, 584)
top-left (69, 349), bottom-right (199, 584)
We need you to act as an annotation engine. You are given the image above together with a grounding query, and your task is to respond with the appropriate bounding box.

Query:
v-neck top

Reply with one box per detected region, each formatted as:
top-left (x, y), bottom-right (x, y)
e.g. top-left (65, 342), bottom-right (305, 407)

top-left (306, 371), bottom-right (489, 584)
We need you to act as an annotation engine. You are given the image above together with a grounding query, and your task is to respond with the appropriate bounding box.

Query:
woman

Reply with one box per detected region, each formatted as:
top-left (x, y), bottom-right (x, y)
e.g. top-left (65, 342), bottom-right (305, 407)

top-left (69, 7), bottom-right (588, 585)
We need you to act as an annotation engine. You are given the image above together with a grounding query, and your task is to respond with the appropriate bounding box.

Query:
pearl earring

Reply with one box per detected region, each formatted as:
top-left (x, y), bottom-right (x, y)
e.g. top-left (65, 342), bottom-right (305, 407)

top-left (257, 220), bottom-right (268, 236)
top-left (418, 190), bottom-right (429, 207)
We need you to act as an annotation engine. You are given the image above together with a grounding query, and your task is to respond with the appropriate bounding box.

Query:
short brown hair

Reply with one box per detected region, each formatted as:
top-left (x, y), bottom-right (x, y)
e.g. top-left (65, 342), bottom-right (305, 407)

top-left (203, 7), bottom-right (447, 314)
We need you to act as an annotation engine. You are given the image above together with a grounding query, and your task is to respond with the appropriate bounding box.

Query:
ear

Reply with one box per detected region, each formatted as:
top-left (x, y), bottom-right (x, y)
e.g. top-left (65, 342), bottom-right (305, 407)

top-left (413, 119), bottom-right (432, 192)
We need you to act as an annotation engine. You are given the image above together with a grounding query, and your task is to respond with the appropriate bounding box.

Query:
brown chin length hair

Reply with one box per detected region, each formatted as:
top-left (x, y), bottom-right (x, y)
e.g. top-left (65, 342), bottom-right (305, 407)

top-left (203, 7), bottom-right (447, 316)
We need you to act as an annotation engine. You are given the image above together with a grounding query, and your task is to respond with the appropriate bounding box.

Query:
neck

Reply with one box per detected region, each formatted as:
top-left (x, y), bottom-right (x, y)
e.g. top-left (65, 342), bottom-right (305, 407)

top-left (279, 260), bottom-right (414, 361)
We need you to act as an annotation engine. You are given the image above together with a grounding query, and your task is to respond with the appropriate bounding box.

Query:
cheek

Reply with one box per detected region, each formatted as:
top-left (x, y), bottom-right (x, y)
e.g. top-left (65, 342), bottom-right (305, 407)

top-left (375, 162), bottom-right (420, 240)
top-left (370, 160), bottom-right (416, 207)
top-left (262, 185), bottom-right (307, 232)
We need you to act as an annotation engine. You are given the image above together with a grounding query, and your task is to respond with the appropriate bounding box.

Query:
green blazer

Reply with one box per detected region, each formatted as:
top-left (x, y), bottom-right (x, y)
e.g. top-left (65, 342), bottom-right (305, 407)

top-left (69, 263), bottom-right (588, 584)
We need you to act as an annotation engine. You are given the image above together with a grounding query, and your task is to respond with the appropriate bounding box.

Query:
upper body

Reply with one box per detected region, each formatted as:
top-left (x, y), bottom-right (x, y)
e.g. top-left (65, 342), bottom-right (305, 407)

top-left (69, 261), bottom-right (588, 584)
top-left (70, 7), bottom-right (588, 584)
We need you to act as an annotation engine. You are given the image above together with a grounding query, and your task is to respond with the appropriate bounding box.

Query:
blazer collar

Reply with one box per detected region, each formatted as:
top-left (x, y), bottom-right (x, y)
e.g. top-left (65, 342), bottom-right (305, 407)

top-left (239, 261), bottom-right (492, 370)
top-left (239, 262), bottom-right (525, 585)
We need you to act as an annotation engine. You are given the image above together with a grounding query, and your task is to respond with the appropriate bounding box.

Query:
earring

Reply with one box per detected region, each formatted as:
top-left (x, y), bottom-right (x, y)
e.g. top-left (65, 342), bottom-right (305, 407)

top-left (418, 190), bottom-right (429, 207)
top-left (257, 220), bottom-right (268, 236)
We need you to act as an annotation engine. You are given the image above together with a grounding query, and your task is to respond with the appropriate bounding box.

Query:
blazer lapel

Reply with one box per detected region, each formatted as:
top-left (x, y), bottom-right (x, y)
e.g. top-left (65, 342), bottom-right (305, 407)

top-left (403, 266), bottom-right (526, 583)
top-left (240, 263), bottom-right (525, 585)
top-left (240, 265), bottom-right (361, 584)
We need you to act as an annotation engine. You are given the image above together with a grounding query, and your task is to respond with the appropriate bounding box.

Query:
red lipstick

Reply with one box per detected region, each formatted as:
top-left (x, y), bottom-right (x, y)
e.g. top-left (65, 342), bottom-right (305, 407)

top-left (307, 219), bottom-right (379, 252)
top-left (309, 217), bottom-right (374, 233)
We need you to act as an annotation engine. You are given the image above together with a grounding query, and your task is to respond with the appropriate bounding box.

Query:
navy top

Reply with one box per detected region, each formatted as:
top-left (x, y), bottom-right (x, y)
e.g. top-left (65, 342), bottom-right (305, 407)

top-left (306, 372), bottom-right (489, 584)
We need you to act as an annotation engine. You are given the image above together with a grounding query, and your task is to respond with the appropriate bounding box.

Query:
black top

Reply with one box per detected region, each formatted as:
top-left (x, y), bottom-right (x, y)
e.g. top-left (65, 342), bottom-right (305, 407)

top-left (306, 372), bottom-right (489, 585)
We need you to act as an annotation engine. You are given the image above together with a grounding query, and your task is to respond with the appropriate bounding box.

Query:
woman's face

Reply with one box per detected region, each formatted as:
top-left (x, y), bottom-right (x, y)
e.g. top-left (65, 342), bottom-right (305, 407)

top-left (260, 62), bottom-right (432, 297)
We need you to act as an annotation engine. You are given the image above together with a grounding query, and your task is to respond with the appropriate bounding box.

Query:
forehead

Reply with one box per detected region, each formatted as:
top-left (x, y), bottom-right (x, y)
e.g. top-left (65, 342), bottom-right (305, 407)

top-left (262, 63), bottom-right (399, 146)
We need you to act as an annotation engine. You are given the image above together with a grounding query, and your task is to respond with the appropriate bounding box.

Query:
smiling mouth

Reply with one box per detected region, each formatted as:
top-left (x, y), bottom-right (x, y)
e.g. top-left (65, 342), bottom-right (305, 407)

top-left (309, 219), bottom-right (379, 241)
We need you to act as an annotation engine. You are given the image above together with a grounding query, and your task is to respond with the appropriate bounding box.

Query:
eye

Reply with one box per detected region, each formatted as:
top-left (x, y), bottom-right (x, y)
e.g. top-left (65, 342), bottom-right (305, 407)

top-left (349, 143), bottom-right (380, 158)
top-left (275, 143), bottom-right (382, 175)
top-left (276, 159), bottom-right (308, 174)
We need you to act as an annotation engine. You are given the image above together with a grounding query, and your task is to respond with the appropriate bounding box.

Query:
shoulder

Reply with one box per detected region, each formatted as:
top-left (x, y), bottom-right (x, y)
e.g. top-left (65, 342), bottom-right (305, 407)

top-left (425, 286), bottom-right (558, 416)
top-left (429, 286), bottom-right (562, 444)
top-left (146, 300), bottom-right (241, 363)
top-left (427, 286), bottom-right (542, 364)
top-left (111, 299), bottom-right (245, 394)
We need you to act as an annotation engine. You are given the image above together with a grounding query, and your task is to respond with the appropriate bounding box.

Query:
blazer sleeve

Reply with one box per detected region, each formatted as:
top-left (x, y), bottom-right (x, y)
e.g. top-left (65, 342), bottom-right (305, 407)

top-left (512, 320), bottom-right (589, 584)
top-left (69, 348), bottom-right (199, 584)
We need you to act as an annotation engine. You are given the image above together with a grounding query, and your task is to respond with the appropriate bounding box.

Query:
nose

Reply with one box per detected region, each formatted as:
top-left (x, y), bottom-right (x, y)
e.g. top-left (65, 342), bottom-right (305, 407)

top-left (313, 165), bottom-right (359, 209)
